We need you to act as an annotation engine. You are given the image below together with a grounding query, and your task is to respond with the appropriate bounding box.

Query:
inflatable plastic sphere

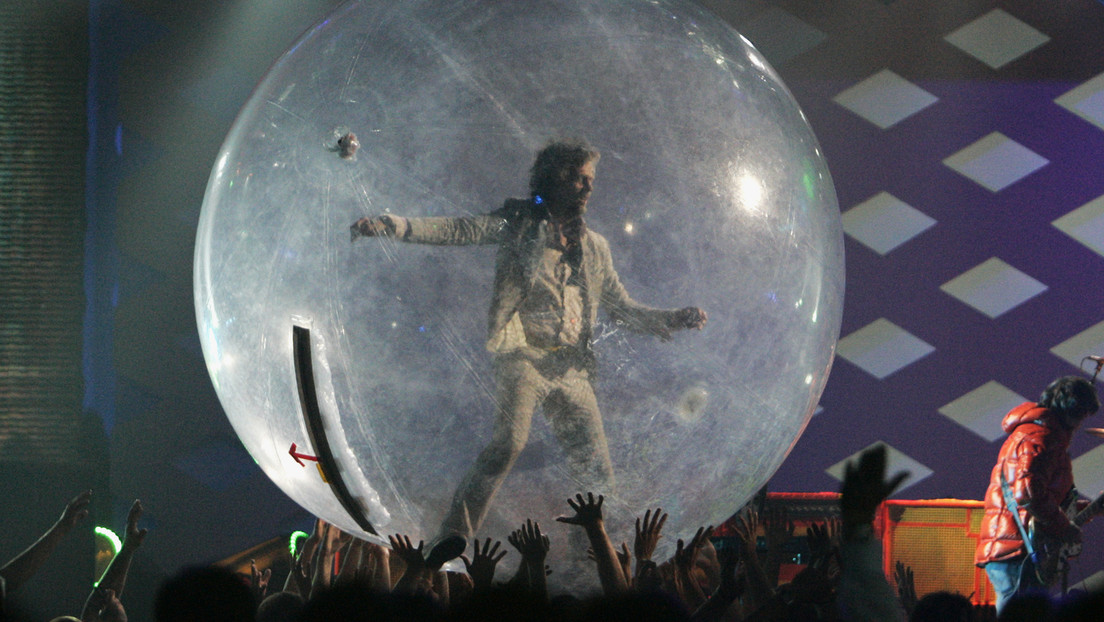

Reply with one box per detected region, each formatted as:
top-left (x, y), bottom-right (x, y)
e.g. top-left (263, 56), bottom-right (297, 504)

top-left (195, 0), bottom-right (842, 586)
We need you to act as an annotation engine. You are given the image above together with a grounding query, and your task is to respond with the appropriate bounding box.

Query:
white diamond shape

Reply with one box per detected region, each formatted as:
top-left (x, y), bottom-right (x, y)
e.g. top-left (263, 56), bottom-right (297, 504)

top-left (938, 381), bottom-right (1028, 442)
top-left (940, 258), bottom-right (1047, 318)
top-left (1056, 71), bottom-right (1104, 132)
top-left (833, 69), bottom-right (939, 129)
top-left (825, 441), bottom-right (932, 494)
top-left (943, 132), bottom-right (1048, 192)
top-left (842, 192), bottom-right (936, 255)
top-left (944, 9), bottom-right (1050, 70)
top-left (1053, 195), bottom-right (1104, 258)
top-left (739, 7), bottom-right (826, 66)
top-left (1073, 445), bottom-right (1104, 507)
top-left (837, 318), bottom-right (935, 380)
top-left (1070, 570), bottom-right (1104, 594)
top-left (1051, 320), bottom-right (1104, 371)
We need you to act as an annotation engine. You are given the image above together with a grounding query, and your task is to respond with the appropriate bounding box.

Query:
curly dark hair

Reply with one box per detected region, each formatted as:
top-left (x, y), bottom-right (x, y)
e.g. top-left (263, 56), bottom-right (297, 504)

top-left (1039, 376), bottom-right (1100, 419)
top-left (528, 139), bottom-right (600, 200)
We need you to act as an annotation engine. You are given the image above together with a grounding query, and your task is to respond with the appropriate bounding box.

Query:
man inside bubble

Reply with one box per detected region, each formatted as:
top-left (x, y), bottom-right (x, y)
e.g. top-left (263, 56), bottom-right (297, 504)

top-left (351, 139), bottom-right (707, 541)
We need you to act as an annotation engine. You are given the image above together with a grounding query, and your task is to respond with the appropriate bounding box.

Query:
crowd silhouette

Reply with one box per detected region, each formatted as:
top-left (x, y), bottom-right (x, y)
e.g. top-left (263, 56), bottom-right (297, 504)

top-left (3, 446), bottom-right (1101, 621)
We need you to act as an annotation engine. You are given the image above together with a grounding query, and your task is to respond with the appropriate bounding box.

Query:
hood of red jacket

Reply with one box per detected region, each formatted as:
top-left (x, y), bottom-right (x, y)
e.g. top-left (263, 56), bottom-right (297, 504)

top-left (1002, 401), bottom-right (1050, 434)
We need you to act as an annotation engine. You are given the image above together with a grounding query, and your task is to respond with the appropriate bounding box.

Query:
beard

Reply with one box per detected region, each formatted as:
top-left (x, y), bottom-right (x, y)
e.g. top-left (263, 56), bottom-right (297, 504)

top-left (548, 194), bottom-right (588, 220)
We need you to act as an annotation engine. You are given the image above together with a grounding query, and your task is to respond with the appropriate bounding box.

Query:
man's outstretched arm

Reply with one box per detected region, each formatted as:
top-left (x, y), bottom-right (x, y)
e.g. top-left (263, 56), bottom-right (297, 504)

top-left (593, 236), bottom-right (706, 338)
top-left (351, 211), bottom-right (506, 246)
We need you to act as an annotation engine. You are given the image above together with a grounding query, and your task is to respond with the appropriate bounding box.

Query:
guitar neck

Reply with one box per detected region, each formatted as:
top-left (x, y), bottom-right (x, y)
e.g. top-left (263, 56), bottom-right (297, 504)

top-left (1074, 494), bottom-right (1104, 527)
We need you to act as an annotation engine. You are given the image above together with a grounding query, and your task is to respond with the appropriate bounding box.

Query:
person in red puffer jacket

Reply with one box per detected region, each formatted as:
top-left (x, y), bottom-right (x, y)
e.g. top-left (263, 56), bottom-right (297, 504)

top-left (975, 375), bottom-right (1099, 614)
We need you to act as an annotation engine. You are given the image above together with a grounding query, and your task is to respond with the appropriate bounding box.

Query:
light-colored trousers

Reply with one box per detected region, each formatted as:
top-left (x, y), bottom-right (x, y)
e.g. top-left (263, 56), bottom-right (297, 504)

top-left (438, 347), bottom-right (615, 538)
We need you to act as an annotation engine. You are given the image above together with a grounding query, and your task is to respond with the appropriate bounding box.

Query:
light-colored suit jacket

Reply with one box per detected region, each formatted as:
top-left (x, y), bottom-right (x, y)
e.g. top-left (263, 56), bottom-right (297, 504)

top-left (395, 199), bottom-right (680, 360)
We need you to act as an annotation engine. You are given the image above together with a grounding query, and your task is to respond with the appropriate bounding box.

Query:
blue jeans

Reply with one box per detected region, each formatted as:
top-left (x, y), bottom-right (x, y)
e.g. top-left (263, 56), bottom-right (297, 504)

top-left (985, 556), bottom-right (1045, 614)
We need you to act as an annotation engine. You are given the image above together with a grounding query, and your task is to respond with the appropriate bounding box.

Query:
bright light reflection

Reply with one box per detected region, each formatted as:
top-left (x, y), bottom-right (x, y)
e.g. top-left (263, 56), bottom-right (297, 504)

top-left (624, 221), bottom-right (635, 234)
top-left (738, 173), bottom-right (764, 214)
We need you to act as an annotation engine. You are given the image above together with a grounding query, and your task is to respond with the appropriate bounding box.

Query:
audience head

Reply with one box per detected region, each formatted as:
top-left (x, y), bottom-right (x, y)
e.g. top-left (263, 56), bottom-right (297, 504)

top-left (298, 584), bottom-right (441, 622)
top-left (998, 591), bottom-right (1054, 622)
top-left (909, 591), bottom-right (973, 622)
top-left (580, 590), bottom-right (689, 622)
top-left (256, 591), bottom-right (304, 622)
top-left (154, 566), bottom-right (255, 622)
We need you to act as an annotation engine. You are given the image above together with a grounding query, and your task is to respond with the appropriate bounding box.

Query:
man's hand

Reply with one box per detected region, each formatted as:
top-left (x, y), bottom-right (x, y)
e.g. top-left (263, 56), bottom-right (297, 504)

top-left (761, 506), bottom-right (794, 554)
top-left (460, 538), bottom-right (507, 589)
top-left (290, 556), bottom-right (311, 597)
top-left (350, 215), bottom-right (403, 240)
top-left (732, 508), bottom-right (759, 557)
top-left (58, 489), bottom-right (93, 534)
top-left (805, 520), bottom-right (839, 571)
top-left (83, 587), bottom-right (126, 622)
top-left (508, 519), bottom-right (550, 565)
top-left (387, 534), bottom-right (427, 576)
top-left (122, 500), bottom-right (147, 551)
top-left (894, 561), bottom-right (917, 615)
top-left (840, 445), bottom-right (908, 530)
top-left (250, 559), bottom-right (272, 600)
top-left (556, 492), bottom-right (605, 528)
top-left (634, 508), bottom-right (667, 563)
top-left (674, 526), bottom-right (714, 572)
top-left (671, 307), bottom-right (707, 331)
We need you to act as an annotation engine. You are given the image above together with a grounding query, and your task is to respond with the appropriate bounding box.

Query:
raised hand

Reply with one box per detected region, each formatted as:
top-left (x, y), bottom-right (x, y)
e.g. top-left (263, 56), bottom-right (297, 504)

top-left (761, 506), bottom-right (794, 552)
top-left (689, 548), bottom-right (744, 621)
top-left (122, 500), bottom-right (147, 551)
top-left (557, 492), bottom-right (626, 594)
top-left (805, 521), bottom-right (837, 571)
top-left (507, 520), bottom-right (549, 596)
top-left (894, 561), bottom-right (917, 615)
top-left (335, 538), bottom-right (365, 585)
top-left (674, 526), bottom-right (715, 571)
top-left (311, 521), bottom-right (348, 592)
top-left (672, 526), bottom-right (713, 610)
top-left (80, 498), bottom-right (145, 615)
top-left (732, 508), bottom-right (759, 558)
top-left (287, 518), bottom-right (323, 593)
top-left (555, 492), bottom-right (605, 527)
top-left (59, 489), bottom-right (93, 533)
top-left (729, 508), bottom-right (773, 611)
top-left (840, 445), bottom-right (908, 530)
top-left (388, 534), bottom-right (427, 576)
top-left (249, 559), bottom-right (272, 600)
top-left (508, 519), bottom-right (550, 564)
top-left (358, 541), bottom-right (392, 592)
top-left (389, 533), bottom-right (432, 594)
top-left (634, 508), bottom-right (668, 564)
top-left (290, 556), bottom-right (311, 597)
top-left (760, 506), bottom-right (794, 588)
top-left (324, 521), bottom-right (351, 555)
top-left (82, 587), bottom-right (127, 622)
top-left (460, 537), bottom-right (507, 589)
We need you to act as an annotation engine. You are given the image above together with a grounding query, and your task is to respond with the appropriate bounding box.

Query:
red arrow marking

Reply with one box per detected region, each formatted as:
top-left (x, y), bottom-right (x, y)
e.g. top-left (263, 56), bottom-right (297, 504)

top-left (289, 442), bottom-right (320, 467)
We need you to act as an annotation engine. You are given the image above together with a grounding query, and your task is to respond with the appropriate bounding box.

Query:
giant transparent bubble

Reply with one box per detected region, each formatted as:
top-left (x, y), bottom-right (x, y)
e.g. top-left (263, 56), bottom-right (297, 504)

top-left (196, 0), bottom-right (842, 584)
